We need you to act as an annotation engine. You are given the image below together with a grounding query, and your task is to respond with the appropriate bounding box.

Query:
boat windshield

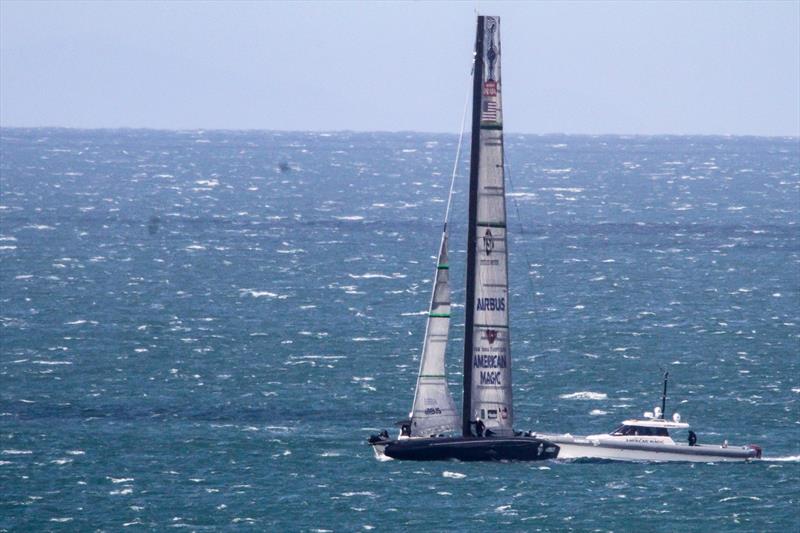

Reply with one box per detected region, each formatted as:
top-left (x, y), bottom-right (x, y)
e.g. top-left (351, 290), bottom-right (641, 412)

top-left (610, 425), bottom-right (669, 437)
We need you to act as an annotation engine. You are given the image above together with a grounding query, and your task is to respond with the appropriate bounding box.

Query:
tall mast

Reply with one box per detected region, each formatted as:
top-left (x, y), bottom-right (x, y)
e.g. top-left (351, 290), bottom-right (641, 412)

top-left (661, 371), bottom-right (669, 419)
top-left (462, 16), bottom-right (485, 437)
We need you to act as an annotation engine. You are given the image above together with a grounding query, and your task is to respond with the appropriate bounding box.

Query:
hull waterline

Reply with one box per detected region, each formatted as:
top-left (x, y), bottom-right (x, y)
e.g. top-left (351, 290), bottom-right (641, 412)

top-left (536, 434), bottom-right (761, 462)
top-left (372, 435), bottom-right (559, 462)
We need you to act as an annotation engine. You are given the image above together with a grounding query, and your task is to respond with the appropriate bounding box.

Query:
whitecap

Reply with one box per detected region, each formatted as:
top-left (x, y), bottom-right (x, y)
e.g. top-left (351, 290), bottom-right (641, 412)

top-left (335, 216), bottom-right (364, 221)
top-left (442, 471), bottom-right (466, 479)
top-left (719, 496), bottom-right (761, 502)
top-left (559, 391), bottom-right (607, 401)
top-left (589, 409), bottom-right (608, 416)
top-left (349, 273), bottom-right (406, 280)
top-left (349, 273), bottom-right (392, 280)
top-left (22, 224), bottom-right (55, 230)
top-left (239, 289), bottom-right (288, 299)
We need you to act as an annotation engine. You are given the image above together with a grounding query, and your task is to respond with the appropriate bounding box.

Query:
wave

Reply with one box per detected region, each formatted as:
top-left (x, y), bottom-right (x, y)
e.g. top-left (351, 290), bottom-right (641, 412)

top-left (560, 391), bottom-right (608, 400)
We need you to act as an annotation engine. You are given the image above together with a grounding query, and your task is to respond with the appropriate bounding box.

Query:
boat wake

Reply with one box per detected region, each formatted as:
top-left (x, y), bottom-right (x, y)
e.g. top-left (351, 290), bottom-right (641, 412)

top-left (762, 455), bottom-right (800, 462)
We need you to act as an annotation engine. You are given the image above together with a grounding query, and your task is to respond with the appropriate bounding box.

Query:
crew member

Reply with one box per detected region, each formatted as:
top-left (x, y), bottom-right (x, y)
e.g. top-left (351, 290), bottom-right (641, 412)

top-left (475, 418), bottom-right (485, 438)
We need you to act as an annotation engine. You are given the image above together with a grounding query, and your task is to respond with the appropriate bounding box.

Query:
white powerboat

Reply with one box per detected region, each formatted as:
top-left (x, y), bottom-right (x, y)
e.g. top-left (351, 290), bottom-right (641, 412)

top-left (534, 374), bottom-right (762, 462)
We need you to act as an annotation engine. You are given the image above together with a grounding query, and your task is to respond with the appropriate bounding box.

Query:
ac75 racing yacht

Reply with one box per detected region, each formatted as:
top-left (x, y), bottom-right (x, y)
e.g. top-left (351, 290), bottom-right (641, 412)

top-left (532, 373), bottom-right (762, 462)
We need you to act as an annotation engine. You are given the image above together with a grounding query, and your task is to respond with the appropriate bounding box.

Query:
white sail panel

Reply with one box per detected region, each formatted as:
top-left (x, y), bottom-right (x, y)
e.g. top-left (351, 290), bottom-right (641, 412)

top-left (410, 232), bottom-right (459, 436)
top-left (469, 16), bottom-right (514, 436)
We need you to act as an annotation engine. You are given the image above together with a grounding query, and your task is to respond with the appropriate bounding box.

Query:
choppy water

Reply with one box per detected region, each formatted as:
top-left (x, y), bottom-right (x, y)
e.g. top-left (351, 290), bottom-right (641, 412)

top-left (1, 129), bottom-right (798, 531)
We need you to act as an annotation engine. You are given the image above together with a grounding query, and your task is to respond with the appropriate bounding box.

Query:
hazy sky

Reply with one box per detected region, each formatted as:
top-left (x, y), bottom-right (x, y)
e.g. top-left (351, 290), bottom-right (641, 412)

top-left (1, 1), bottom-right (798, 135)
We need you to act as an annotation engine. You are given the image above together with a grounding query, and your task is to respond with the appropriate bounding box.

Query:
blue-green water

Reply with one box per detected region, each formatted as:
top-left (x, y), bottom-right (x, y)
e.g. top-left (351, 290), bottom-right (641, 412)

top-left (1, 129), bottom-right (798, 531)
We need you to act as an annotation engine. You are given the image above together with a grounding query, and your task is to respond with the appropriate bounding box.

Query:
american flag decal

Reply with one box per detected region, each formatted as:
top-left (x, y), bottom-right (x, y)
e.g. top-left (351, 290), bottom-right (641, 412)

top-left (481, 100), bottom-right (498, 122)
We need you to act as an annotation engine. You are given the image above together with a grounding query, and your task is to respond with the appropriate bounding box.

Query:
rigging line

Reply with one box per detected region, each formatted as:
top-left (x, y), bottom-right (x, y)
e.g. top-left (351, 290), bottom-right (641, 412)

top-left (504, 150), bottom-right (539, 301)
top-left (442, 61), bottom-right (474, 230)
top-left (408, 57), bottom-right (474, 427)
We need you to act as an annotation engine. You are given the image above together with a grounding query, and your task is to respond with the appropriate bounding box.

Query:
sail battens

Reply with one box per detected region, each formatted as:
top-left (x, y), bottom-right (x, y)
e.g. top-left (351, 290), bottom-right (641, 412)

top-left (462, 15), bottom-right (514, 437)
top-left (410, 231), bottom-right (459, 437)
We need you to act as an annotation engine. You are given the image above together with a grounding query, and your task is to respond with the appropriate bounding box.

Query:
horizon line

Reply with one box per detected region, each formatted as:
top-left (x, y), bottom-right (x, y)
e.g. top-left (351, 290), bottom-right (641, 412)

top-left (1, 125), bottom-right (798, 140)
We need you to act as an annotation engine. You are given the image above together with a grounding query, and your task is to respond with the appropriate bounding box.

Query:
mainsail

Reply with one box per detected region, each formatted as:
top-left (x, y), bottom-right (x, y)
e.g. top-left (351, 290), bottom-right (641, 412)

top-left (463, 16), bottom-right (513, 437)
top-left (409, 230), bottom-right (460, 436)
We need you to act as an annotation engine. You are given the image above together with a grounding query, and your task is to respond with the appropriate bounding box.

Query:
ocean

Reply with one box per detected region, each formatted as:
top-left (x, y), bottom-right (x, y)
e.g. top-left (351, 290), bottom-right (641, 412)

top-left (1, 128), bottom-right (798, 531)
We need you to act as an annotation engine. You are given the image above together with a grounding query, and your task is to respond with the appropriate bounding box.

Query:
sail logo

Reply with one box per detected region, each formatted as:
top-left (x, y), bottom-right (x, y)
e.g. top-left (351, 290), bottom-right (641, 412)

top-left (483, 228), bottom-right (494, 255)
top-left (485, 329), bottom-right (498, 344)
top-left (474, 354), bottom-right (507, 369)
top-left (485, 19), bottom-right (498, 81)
top-left (479, 371), bottom-right (501, 385)
top-left (483, 81), bottom-right (497, 97)
top-left (476, 297), bottom-right (505, 311)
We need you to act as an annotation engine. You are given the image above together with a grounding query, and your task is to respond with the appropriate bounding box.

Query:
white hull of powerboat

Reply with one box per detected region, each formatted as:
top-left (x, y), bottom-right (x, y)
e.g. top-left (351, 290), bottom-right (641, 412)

top-left (536, 374), bottom-right (762, 463)
top-left (535, 433), bottom-right (761, 462)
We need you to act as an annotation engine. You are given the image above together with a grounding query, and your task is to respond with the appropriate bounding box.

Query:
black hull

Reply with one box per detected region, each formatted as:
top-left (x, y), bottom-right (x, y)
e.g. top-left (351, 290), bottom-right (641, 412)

top-left (378, 436), bottom-right (559, 462)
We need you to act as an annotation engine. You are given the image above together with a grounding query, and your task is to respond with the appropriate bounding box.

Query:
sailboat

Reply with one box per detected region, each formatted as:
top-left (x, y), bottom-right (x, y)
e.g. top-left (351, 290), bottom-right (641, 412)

top-left (368, 15), bottom-right (559, 461)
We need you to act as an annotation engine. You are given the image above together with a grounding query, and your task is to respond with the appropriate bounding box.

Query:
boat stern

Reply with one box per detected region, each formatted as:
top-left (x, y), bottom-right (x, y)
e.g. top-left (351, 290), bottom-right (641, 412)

top-left (747, 444), bottom-right (763, 460)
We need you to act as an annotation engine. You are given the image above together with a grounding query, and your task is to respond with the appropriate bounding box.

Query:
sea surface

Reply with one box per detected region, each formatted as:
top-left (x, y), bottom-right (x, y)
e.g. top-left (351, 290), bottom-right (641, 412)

top-left (1, 129), bottom-right (798, 531)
